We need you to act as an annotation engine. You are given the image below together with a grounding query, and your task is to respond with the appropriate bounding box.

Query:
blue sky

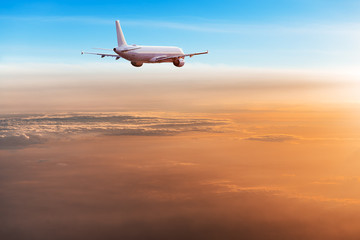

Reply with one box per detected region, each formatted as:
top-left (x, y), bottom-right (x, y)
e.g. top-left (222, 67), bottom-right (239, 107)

top-left (1, 0), bottom-right (360, 69)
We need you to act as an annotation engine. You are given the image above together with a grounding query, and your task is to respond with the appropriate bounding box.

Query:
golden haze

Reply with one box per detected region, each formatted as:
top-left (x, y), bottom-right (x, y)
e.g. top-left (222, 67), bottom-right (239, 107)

top-left (1, 64), bottom-right (360, 239)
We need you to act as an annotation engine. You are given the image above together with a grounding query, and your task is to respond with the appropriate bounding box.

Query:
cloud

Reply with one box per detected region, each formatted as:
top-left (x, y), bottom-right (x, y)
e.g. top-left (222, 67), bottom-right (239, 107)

top-left (103, 128), bottom-right (175, 136)
top-left (2, 149), bottom-right (360, 240)
top-left (244, 134), bottom-right (300, 142)
top-left (0, 113), bottom-right (225, 149)
top-left (206, 179), bottom-right (360, 205)
top-left (0, 134), bottom-right (45, 149)
top-left (2, 113), bottom-right (360, 240)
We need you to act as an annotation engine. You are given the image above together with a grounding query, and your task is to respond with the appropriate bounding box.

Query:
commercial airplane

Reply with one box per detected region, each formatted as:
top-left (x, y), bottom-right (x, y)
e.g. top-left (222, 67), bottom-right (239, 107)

top-left (81, 20), bottom-right (208, 67)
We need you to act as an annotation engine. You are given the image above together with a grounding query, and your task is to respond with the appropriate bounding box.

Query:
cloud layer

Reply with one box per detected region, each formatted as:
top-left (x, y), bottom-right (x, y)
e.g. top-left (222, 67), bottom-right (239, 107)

top-left (2, 134), bottom-right (360, 240)
top-left (0, 113), bottom-right (226, 149)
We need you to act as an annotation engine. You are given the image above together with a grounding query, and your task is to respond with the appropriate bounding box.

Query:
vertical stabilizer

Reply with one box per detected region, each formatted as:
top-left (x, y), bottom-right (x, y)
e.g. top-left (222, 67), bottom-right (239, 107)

top-left (115, 20), bottom-right (127, 46)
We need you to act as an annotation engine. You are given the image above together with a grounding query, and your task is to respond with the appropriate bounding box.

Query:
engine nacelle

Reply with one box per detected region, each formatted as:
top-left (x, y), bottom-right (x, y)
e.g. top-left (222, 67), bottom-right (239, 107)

top-left (131, 62), bottom-right (143, 67)
top-left (173, 58), bottom-right (185, 67)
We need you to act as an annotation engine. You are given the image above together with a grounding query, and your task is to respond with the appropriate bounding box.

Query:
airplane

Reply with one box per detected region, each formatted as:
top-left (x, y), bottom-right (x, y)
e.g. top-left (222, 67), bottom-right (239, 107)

top-left (81, 20), bottom-right (208, 67)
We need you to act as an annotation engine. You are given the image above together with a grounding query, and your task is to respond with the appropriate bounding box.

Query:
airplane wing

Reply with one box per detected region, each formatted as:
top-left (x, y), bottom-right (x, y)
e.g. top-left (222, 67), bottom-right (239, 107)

top-left (81, 51), bottom-right (121, 59)
top-left (152, 50), bottom-right (208, 62)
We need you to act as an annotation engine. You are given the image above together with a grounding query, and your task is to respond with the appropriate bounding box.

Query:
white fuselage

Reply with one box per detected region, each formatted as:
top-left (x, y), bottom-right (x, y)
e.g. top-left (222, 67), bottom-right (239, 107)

top-left (114, 46), bottom-right (184, 63)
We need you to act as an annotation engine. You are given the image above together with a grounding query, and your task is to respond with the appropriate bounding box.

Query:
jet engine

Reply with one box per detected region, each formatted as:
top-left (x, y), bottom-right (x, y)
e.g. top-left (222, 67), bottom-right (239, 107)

top-left (131, 62), bottom-right (143, 67)
top-left (173, 58), bottom-right (185, 67)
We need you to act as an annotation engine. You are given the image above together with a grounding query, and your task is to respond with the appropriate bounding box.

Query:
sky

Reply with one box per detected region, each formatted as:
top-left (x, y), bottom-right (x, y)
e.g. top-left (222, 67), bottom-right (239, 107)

top-left (2, 1), bottom-right (360, 240)
top-left (1, 0), bottom-right (360, 69)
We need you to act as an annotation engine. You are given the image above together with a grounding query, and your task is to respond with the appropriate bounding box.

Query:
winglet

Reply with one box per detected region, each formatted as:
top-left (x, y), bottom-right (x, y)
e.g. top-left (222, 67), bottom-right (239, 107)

top-left (115, 20), bottom-right (127, 46)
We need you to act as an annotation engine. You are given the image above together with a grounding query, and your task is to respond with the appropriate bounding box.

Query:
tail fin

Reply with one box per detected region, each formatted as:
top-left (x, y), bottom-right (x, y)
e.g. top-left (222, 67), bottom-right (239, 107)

top-left (115, 20), bottom-right (127, 46)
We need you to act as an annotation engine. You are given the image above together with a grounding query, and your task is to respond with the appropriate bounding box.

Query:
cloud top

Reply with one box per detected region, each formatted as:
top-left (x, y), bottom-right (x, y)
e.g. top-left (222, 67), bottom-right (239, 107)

top-left (0, 113), bottom-right (226, 149)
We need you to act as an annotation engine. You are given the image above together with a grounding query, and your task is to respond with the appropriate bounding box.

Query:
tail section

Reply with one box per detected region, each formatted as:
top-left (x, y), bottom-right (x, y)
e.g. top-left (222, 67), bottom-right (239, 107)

top-left (115, 20), bottom-right (127, 46)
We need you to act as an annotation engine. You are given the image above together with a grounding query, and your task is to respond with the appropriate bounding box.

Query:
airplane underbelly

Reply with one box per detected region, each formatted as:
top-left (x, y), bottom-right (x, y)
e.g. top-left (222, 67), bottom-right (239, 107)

top-left (140, 52), bottom-right (179, 62)
top-left (138, 53), bottom-right (157, 61)
top-left (121, 52), bottom-right (154, 62)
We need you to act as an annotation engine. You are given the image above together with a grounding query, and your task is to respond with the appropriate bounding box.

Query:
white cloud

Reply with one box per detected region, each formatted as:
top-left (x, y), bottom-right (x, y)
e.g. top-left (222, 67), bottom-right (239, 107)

top-left (0, 112), bottom-right (226, 149)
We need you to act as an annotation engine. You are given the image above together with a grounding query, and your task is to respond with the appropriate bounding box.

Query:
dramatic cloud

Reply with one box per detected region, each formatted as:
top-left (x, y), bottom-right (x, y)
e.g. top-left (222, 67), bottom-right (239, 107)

top-left (2, 106), bottom-right (360, 240)
top-left (0, 113), bottom-right (226, 149)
